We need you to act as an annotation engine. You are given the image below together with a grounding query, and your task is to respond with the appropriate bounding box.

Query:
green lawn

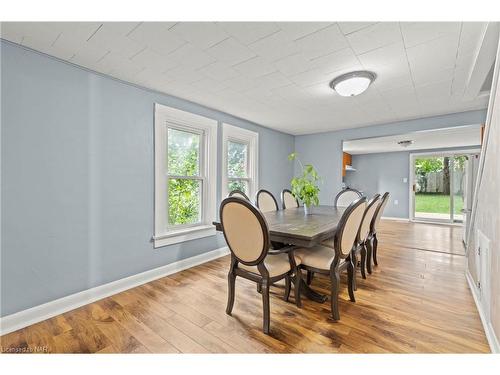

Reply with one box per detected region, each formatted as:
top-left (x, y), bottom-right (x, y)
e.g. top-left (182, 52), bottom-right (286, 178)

top-left (415, 193), bottom-right (463, 214)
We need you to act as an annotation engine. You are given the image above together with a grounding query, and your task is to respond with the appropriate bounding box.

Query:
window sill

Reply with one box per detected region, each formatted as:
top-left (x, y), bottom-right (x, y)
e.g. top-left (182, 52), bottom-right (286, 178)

top-left (153, 225), bottom-right (216, 248)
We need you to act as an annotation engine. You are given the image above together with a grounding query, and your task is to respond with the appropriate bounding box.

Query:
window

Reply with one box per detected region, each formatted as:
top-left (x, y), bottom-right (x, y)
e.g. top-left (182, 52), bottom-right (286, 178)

top-left (154, 104), bottom-right (217, 248)
top-left (222, 123), bottom-right (258, 199)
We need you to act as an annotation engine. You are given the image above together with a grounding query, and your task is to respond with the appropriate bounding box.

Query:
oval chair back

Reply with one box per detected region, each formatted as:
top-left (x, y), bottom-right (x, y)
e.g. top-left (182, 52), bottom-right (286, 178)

top-left (281, 189), bottom-right (299, 209)
top-left (370, 192), bottom-right (390, 234)
top-left (228, 189), bottom-right (250, 201)
top-left (220, 197), bottom-right (270, 265)
top-left (255, 189), bottom-right (279, 213)
top-left (334, 188), bottom-right (362, 207)
top-left (358, 194), bottom-right (381, 243)
top-left (333, 197), bottom-right (367, 259)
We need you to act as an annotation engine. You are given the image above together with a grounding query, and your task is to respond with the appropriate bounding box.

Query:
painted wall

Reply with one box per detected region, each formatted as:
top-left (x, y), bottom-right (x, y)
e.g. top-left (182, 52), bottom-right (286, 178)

top-left (0, 41), bottom-right (294, 316)
top-left (344, 151), bottom-right (409, 218)
top-left (294, 110), bottom-right (487, 210)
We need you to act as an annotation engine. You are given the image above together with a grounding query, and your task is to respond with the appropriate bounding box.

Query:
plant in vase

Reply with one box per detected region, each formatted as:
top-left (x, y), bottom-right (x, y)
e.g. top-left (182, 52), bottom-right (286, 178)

top-left (288, 152), bottom-right (321, 215)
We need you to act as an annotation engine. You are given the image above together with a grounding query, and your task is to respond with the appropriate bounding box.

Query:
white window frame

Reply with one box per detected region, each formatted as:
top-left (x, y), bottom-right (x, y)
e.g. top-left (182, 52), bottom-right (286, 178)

top-left (221, 123), bottom-right (259, 199)
top-left (154, 103), bottom-right (217, 248)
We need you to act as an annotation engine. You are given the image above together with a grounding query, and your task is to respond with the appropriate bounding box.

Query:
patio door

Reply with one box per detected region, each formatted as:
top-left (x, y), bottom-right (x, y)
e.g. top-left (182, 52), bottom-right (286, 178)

top-left (410, 152), bottom-right (476, 224)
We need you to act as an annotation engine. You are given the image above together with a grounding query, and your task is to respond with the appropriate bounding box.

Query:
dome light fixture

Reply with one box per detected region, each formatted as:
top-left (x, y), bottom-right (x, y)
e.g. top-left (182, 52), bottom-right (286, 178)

top-left (330, 71), bottom-right (376, 97)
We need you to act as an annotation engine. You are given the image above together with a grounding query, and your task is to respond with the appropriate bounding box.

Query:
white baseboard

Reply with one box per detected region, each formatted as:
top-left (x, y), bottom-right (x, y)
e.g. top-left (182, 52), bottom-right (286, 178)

top-left (466, 269), bottom-right (500, 353)
top-left (0, 246), bottom-right (229, 336)
top-left (382, 216), bottom-right (409, 221)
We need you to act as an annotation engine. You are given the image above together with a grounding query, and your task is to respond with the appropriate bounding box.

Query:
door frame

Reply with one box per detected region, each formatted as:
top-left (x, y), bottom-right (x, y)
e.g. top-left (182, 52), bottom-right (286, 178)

top-left (409, 148), bottom-right (481, 223)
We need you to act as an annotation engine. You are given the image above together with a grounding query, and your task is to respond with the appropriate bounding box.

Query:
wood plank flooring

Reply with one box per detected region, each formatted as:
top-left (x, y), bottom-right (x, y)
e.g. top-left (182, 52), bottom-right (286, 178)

top-left (378, 219), bottom-right (465, 255)
top-left (0, 220), bottom-right (489, 353)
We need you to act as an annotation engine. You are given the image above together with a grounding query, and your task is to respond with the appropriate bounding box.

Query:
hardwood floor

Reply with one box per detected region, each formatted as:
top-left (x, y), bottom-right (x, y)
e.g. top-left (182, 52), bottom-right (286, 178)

top-left (378, 219), bottom-right (465, 255)
top-left (0, 220), bottom-right (488, 353)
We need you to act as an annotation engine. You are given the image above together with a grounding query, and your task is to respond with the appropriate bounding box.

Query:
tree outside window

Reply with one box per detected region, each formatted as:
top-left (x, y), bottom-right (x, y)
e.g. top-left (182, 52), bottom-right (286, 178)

top-left (167, 128), bottom-right (202, 226)
top-left (227, 140), bottom-right (249, 194)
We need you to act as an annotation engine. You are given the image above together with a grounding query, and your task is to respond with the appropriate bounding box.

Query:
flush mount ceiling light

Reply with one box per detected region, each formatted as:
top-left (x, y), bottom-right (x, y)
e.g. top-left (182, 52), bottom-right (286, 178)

top-left (330, 71), bottom-right (376, 97)
top-left (397, 140), bottom-right (414, 148)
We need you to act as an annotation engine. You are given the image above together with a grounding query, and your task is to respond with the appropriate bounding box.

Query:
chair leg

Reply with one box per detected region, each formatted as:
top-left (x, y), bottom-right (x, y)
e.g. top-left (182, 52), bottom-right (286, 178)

top-left (294, 268), bottom-right (302, 308)
top-left (347, 257), bottom-right (356, 302)
top-left (306, 270), bottom-right (314, 285)
top-left (226, 271), bottom-right (236, 315)
top-left (351, 252), bottom-right (358, 291)
top-left (373, 234), bottom-right (379, 266)
top-left (360, 244), bottom-right (367, 279)
top-left (330, 269), bottom-right (340, 321)
top-left (284, 274), bottom-right (291, 302)
top-left (366, 238), bottom-right (373, 274)
top-left (261, 279), bottom-right (271, 334)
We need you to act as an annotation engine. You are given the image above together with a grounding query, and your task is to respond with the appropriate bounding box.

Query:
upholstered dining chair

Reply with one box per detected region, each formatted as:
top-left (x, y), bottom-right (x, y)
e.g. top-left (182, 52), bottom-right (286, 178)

top-left (255, 189), bottom-right (279, 212)
top-left (334, 188), bottom-right (362, 207)
top-left (321, 194), bottom-right (380, 282)
top-left (281, 189), bottom-right (299, 209)
top-left (255, 189), bottom-right (285, 252)
top-left (220, 197), bottom-right (301, 334)
top-left (367, 192), bottom-right (390, 273)
top-left (228, 189), bottom-right (250, 201)
top-left (353, 194), bottom-right (381, 279)
top-left (294, 197), bottom-right (367, 321)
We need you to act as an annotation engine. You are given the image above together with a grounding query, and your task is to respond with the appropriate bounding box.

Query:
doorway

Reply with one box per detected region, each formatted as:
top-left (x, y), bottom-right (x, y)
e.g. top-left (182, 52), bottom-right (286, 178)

top-left (410, 150), bottom-right (480, 227)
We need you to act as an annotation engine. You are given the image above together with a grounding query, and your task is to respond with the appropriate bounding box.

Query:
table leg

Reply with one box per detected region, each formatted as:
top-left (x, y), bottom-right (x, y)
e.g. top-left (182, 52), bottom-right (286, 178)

top-left (292, 275), bottom-right (327, 303)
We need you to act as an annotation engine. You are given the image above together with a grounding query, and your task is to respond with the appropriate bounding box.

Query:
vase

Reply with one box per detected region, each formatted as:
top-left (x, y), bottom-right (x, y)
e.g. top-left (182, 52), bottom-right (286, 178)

top-left (303, 204), bottom-right (313, 215)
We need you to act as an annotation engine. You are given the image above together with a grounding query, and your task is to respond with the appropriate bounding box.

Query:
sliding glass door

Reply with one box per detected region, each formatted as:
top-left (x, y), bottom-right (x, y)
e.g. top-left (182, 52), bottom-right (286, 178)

top-left (411, 153), bottom-right (472, 224)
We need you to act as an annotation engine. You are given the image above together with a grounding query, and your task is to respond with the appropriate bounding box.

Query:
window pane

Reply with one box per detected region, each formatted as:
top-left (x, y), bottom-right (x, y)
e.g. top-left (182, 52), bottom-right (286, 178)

top-left (228, 180), bottom-right (248, 194)
top-left (414, 156), bottom-right (450, 221)
top-left (168, 178), bottom-right (201, 226)
top-left (168, 128), bottom-right (200, 176)
top-left (227, 141), bottom-right (248, 178)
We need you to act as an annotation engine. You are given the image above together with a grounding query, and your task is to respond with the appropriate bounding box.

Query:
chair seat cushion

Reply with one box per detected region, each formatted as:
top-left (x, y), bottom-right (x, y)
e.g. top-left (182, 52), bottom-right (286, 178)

top-left (295, 246), bottom-right (344, 271)
top-left (239, 253), bottom-right (293, 277)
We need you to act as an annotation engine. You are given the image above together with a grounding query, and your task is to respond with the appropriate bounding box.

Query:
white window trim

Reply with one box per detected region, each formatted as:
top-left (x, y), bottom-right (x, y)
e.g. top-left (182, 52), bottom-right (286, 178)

top-left (221, 123), bottom-right (259, 200)
top-left (154, 103), bottom-right (217, 248)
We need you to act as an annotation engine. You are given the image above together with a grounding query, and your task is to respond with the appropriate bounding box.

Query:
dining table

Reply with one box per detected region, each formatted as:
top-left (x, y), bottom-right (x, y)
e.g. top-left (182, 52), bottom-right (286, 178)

top-left (213, 205), bottom-right (346, 303)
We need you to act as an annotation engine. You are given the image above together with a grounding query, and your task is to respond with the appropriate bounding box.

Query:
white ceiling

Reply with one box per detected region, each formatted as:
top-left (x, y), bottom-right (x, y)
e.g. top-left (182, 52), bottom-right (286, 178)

top-left (343, 124), bottom-right (481, 154)
top-left (0, 22), bottom-right (491, 135)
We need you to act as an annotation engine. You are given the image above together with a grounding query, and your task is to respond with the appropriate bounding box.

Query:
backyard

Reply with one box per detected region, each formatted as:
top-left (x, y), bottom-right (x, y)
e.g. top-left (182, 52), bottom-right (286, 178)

top-left (415, 192), bottom-right (463, 214)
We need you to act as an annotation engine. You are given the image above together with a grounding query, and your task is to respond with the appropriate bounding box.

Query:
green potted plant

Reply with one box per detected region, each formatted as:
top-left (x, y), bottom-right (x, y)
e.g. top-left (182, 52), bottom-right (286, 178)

top-left (288, 152), bottom-right (321, 215)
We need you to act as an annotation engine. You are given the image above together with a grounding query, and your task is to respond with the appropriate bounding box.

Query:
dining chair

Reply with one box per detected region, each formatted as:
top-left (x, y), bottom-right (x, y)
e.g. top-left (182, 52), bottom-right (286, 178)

top-left (367, 192), bottom-right (390, 273)
top-left (228, 189), bottom-right (250, 200)
top-left (220, 197), bottom-right (302, 334)
top-left (294, 197), bottom-right (367, 321)
top-left (281, 189), bottom-right (299, 209)
top-left (353, 194), bottom-right (381, 279)
top-left (255, 189), bottom-right (279, 212)
top-left (334, 188), bottom-right (362, 207)
top-left (255, 189), bottom-right (285, 252)
top-left (321, 194), bottom-right (380, 281)
top-left (308, 187), bottom-right (361, 286)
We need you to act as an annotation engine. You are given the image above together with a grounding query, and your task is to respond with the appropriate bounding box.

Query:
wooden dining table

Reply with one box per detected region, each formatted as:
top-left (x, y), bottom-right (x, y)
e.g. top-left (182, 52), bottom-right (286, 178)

top-left (213, 205), bottom-right (346, 303)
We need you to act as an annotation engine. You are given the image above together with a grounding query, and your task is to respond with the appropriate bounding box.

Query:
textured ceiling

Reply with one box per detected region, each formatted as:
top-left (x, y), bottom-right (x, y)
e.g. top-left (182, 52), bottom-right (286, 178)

top-left (0, 22), bottom-right (490, 135)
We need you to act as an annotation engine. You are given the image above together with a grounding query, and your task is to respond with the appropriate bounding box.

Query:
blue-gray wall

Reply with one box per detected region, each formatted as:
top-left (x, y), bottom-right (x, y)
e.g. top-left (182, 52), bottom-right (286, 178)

top-left (0, 41), bottom-right (294, 316)
top-left (294, 110), bottom-right (487, 210)
top-left (344, 152), bottom-right (410, 218)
